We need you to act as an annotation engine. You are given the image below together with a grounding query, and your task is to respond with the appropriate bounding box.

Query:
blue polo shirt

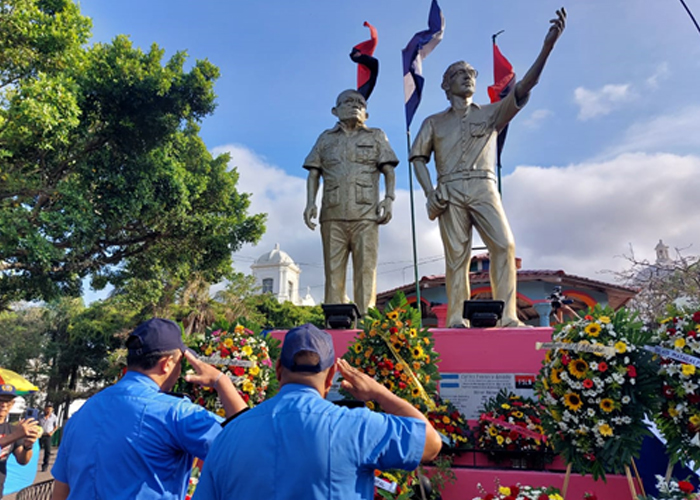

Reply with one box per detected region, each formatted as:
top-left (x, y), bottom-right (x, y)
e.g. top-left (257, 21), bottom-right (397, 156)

top-left (52, 371), bottom-right (222, 500)
top-left (193, 383), bottom-right (425, 500)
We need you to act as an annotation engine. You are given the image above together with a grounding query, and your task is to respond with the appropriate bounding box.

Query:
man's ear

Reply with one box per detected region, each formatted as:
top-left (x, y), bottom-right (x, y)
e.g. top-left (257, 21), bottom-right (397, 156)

top-left (159, 355), bottom-right (175, 375)
top-left (324, 363), bottom-right (337, 392)
top-left (331, 106), bottom-right (338, 118)
top-left (275, 359), bottom-right (283, 382)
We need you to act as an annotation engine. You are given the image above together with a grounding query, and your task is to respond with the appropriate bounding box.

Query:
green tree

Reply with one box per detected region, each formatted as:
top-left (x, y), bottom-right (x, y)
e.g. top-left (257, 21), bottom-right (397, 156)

top-left (245, 294), bottom-right (325, 329)
top-left (0, 0), bottom-right (265, 308)
top-left (0, 305), bottom-right (48, 372)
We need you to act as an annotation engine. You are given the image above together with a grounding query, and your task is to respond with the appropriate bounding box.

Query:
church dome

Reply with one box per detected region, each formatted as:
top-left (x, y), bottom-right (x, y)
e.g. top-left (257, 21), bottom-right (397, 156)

top-left (253, 243), bottom-right (295, 267)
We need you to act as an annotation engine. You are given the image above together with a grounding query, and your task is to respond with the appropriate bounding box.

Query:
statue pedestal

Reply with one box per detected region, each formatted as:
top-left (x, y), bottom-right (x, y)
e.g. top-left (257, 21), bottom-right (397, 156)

top-left (270, 326), bottom-right (631, 498)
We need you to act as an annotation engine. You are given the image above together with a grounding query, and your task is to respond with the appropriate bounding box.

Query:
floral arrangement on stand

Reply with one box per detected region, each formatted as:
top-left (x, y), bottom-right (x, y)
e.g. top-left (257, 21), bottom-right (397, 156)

top-left (477, 390), bottom-right (551, 467)
top-left (183, 320), bottom-right (275, 413)
top-left (534, 306), bottom-right (660, 480)
top-left (471, 482), bottom-right (566, 500)
top-left (652, 310), bottom-right (700, 467)
top-left (641, 476), bottom-right (698, 500)
top-left (342, 292), bottom-right (471, 499)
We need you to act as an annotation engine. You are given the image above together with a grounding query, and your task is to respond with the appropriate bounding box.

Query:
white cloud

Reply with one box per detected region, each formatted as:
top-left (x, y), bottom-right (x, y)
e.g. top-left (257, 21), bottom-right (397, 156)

top-left (217, 146), bottom-right (700, 305)
top-left (574, 84), bottom-right (635, 120)
top-left (522, 109), bottom-right (553, 129)
top-left (504, 152), bottom-right (700, 278)
top-left (603, 105), bottom-right (700, 157)
top-left (646, 62), bottom-right (669, 89)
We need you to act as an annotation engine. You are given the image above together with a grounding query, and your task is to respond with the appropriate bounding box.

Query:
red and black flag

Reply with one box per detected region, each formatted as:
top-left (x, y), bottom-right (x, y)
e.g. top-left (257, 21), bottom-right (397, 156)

top-left (350, 22), bottom-right (379, 100)
top-left (487, 34), bottom-right (515, 174)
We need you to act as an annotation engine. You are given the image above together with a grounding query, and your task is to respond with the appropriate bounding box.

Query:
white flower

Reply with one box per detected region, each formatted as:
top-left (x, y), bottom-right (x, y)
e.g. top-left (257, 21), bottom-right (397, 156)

top-left (622, 395), bottom-right (631, 404)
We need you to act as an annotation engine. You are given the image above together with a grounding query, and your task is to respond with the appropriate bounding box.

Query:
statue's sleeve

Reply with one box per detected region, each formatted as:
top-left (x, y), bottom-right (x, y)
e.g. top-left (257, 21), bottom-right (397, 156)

top-left (375, 129), bottom-right (399, 169)
top-left (303, 134), bottom-right (324, 172)
top-left (408, 117), bottom-right (434, 163)
top-left (493, 89), bottom-right (529, 133)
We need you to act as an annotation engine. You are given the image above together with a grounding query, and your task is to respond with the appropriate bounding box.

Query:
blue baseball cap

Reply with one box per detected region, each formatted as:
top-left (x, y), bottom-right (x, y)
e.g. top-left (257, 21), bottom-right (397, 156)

top-left (281, 323), bottom-right (335, 373)
top-left (126, 318), bottom-right (186, 356)
top-left (0, 384), bottom-right (17, 398)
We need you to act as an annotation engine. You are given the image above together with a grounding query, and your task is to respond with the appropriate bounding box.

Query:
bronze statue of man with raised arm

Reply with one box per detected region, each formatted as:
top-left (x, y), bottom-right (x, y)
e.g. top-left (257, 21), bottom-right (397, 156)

top-left (410, 9), bottom-right (566, 328)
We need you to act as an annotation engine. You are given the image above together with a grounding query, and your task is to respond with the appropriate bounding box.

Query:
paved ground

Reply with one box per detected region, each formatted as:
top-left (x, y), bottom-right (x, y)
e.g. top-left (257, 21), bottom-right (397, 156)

top-left (4, 447), bottom-right (57, 500)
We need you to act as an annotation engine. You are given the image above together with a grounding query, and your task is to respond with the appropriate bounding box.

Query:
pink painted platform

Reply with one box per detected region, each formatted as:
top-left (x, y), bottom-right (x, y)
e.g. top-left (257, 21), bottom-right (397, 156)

top-left (270, 327), bottom-right (634, 499)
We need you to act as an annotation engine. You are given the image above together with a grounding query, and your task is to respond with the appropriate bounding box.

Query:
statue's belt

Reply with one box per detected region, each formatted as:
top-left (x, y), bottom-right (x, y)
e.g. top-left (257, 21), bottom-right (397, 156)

top-left (437, 170), bottom-right (497, 183)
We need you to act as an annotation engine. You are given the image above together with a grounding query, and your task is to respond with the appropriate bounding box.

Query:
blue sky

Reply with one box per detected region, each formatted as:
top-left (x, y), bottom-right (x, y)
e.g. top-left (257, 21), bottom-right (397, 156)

top-left (79, 0), bottom-right (700, 303)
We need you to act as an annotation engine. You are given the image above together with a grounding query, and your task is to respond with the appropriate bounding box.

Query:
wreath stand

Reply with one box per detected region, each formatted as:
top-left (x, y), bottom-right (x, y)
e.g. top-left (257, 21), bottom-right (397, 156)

top-left (561, 458), bottom-right (646, 500)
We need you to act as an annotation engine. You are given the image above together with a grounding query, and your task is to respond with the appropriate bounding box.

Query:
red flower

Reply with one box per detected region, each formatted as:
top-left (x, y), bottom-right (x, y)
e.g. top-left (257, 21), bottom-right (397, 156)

top-left (510, 485), bottom-right (520, 496)
top-left (627, 365), bottom-right (637, 378)
top-left (598, 362), bottom-right (608, 373)
top-left (220, 346), bottom-right (231, 357)
top-left (561, 354), bottom-right (571, 365)
top-left (584, 494), bottom-right (598, 500)
top-left (688, 393), bottom-right (700, 404)
top-left (242, 393), bottom-right (250, 402)
top-left (663, 385), bottom-right (675, 399)
top-left (678, 481), bottom-right (694, 493)
top-left (233, 366), bottom-right (245, 377)
top-left (585, 315), bottom-right (594, 321)
top-left (583, 379), bottom-right (594, 389)
top-left (385, 360), bottom-right (394, 370)
top-left (398, 382), bottom-right (406, 390)
top-left (483, 495), bottom-right (495, 500)
top-left (689, 330), bottom-right (697, 338)
top-left (692, 311), bottom-right (700, 323)
top-left (389, 327), bottom-right (398, 334)
top-left (538, 495), bottom-right (549, 500)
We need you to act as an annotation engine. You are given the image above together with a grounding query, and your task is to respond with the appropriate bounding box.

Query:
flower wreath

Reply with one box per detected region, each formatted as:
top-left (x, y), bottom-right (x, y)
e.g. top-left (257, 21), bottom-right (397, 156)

top-left (643, 475), bottom-right (697, 500)
top-left (185, 321), bottom-right (275, 412)
top-left (477, 390), bottom-right (551, 464)
top-left (472, 482), bottom-right (565, 500)
top-left (342, 292), bottom-right (469, 498)
top-left (652, 310), bottom-right (700, 466)
top-left (534, 306), bottom-right (660, 480)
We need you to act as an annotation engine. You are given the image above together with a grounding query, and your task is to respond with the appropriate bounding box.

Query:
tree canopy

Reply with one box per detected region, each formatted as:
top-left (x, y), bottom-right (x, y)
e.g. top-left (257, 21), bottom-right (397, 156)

top-left (0, 0), bottom-right (265, 307)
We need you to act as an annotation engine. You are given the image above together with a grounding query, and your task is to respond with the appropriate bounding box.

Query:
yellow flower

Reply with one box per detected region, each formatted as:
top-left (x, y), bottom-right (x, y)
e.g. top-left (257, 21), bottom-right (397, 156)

top-left (423, 338), bottom-right (431, 345)
top-left (392, 341), bottom-right (403, 351)
top-left (614, 341), bottom-right (627, 354)
top-left (353, 343), bottom-right (363, 354)
top-left (600, 398), bottom-right (614, 413)
top-left (689, 414), bottom-right (700, 427)
top-left (675, 338), bottom-right (687, 349)
top-left (204, 346), bottom-right (213, 356)
top-left (249, 365), bottom-right (260, 376)
top-left (498, 486), bottom-right (510, 495)
top-left (550, 368), bottom-right (562, 384)
top-left (550, 494), bottom-right (564, 500)
top-left (411, 345), bottom-right (424, 359)
top-left (668, 406), bottom-right (680, 418)
top-left (242, 345), bottom-right (253, 356)
top-left (366, 401), bottom-right (375, 410)
top-left (234, 324), bottom-right (245, 334)
top-left (488, 426), bottom-right (498, 436)
top-left (682, 364), bottom-right (696, 376)
top-left (411, 387), bottom-right (420, 397)
top-left (513, 411), bottom-right (523, 418)
top-left (409, 328), bottom-right (417, 338)
top-left (387, 311), bottom-right (399, 320)
top-left (599, 316), bottom-right (611, 324)
top-left (442, 416), bottom-right (450, 424)
top-left (501, 403), bottom-right (511, 410)
top-left (223, 338), bottom-right (234, 348)
top-left (372, 320), bottom-right (380, 328)
top-left (385, 380), bottom-right (395, 391)
top-left (551, 409), bottom-right (561, 421)
top-left (425, 356), bottom-right (431, 364)
top-left (599, 423), bottom-right (613, 436)
top-left (568, 359), bottom-right (589, 379)
top-left (216, 408), bottom-right (226, 417)
top-left (242, 381), bottom-right (255, 394)
top-left (564, 392), bottom-right (583, 412)
top-left (496, 435), bottom-right (504, 445)
top-left (584, 323), bottom-right (602, 337)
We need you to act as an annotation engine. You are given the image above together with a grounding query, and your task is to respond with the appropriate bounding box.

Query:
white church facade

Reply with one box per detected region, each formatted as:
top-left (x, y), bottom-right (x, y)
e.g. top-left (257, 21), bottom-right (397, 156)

top-left (250, 244), bottom-right (315, 306)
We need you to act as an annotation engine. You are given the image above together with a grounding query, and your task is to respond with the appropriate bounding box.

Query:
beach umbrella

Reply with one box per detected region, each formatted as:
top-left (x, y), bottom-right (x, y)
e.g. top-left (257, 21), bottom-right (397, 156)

top-left (0, 368), bottom-right (39, 395)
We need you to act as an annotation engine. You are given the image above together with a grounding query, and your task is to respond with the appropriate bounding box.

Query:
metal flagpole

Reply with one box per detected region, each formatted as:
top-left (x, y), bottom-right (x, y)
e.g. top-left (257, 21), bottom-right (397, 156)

top-left (405, 130), bottom-right (422, 327)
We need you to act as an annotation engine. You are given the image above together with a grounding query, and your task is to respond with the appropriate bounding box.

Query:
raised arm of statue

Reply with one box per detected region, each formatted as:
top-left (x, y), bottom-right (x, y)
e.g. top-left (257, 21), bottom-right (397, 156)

top-left (515, 8), bottom-right (567, 103)
top-left (304, 168), bottom-right (321, 230)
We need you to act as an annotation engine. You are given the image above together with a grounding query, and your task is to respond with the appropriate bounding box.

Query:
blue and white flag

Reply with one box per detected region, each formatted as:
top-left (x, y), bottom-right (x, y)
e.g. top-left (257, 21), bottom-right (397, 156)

top-left (401, 0), bottom-right (445, 128)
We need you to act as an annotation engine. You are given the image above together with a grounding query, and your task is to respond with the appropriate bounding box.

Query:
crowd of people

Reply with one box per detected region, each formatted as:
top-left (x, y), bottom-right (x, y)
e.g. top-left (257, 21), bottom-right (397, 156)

top-left (34, 318), bottom-right (442, 499)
